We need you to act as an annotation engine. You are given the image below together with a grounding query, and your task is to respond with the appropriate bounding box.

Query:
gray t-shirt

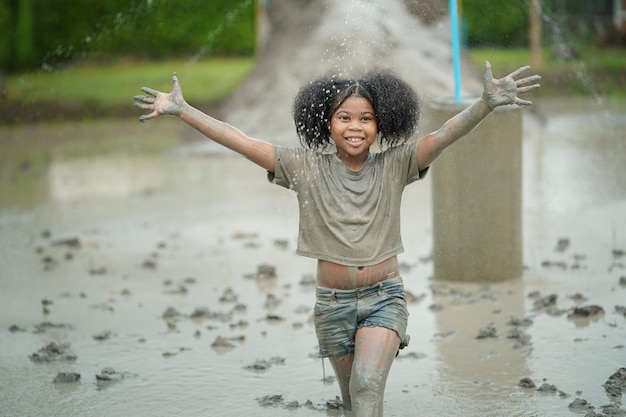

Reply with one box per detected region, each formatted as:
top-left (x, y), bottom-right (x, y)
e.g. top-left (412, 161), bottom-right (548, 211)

top-left (268, 141), bottom-right (427, 266)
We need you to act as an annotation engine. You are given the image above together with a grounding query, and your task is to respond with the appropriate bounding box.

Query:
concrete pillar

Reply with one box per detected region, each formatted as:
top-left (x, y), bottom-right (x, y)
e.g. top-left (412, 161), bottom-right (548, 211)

top-left (425, 98), bottom-right (523, 282)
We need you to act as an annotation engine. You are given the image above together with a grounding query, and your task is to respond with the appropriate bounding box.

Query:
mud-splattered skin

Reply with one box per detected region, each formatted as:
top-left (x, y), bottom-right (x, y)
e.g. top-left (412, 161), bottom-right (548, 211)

top-left (134, 61), bottom-right (540, 417)
top-left (135, 74), bottom-right (275, 172)
top-left (317, 257), bottom-right (399, 289)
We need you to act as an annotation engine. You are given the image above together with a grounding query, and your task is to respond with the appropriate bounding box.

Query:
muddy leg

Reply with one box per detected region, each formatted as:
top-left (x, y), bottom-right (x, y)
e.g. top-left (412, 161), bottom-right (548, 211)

top-left (329, 353), bottom-right (355, 411)
top-left (350, 326), bottom-right (400, 417)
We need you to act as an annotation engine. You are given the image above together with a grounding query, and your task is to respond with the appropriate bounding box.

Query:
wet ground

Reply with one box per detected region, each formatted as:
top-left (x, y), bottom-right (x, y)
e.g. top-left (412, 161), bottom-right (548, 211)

top-left (1, 98), bottom-right (625, 416)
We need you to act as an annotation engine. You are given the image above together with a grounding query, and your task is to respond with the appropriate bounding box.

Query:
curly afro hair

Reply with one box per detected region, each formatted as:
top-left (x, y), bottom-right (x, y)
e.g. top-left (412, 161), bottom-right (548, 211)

top-left (292, 70), bottom-right (420, 150)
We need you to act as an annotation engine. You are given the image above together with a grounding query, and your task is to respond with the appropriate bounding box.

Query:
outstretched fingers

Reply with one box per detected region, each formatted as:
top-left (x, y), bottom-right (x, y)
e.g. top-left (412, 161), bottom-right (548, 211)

top-left (140, 87), bottom-right (159, 97)
top-left (517, 84), bottom-right (540, 94)
top-left (483, 61), bottom-right (494, 82)
top-left (516, 74), bottom-right (541, 86)
top-left (133, 92), bottom-right (157, 122)
top-left (134, 94), bottom-right (155, 104)
top-left (516, 74), bottom-right (541, 95)
top-left (508, 65), bottom-right (531, 80)
top-left (514, 97), bottom-right (533, 107)
top-left (482, 61), bottom-right (541, 109)
top-left (138, 112), bottom-right (159, 123)
top-left (133, 72), bottom-right (186, 122)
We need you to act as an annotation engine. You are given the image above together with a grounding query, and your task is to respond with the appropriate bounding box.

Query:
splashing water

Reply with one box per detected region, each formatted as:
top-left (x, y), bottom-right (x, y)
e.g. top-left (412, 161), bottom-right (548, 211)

top-left (36, 0), bottom-right (253, 73)
top-left (219, 0), bottom-right (483, 145)
top-left (541, 10), bottom-right (604, 104)
top-left (188, 0), bottom-right (254, 65)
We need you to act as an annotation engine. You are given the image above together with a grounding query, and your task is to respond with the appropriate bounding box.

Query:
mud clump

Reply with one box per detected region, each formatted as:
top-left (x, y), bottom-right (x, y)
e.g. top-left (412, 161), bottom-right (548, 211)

top-left (256, 264), bottom-right (277, 280)
top-left (244, 356), bottom-right (285, 372)
top-left (568, 397), bottom-right (595, 412)
top-left (53, 372), bottom-right (81, 384)
top-left (529, 292), bottom-right (558, 310)
top-left (95, 367), bottom-right (134, 389)
top-left (256, 394), bottom-right (343, 412)
top-left (567, 305), bottom-right (605, 318)
top-left (476, 323), bottom-right (498, 339)
top-left (507, 327), bottom-right (532, 349)
top-left (518, 377), bottom-right (536, 389)
top-left (603, 367), bottom-right (626, 400)
top-left (29, 342), bottom-right (77, 363)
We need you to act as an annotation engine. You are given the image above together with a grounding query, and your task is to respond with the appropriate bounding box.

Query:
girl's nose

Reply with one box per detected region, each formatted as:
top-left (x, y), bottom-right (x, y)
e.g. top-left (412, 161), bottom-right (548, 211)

top-left (349, 120), bottom-right (362, 130)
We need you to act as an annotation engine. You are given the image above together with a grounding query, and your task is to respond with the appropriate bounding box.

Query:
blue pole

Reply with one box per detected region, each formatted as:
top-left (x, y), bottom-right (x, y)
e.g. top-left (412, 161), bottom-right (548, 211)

top-left (449, 0), bottom-right (462, 102)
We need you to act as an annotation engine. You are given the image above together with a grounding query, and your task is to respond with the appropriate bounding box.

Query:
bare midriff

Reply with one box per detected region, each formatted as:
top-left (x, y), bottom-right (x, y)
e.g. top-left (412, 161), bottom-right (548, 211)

top-left (316, 256), bottom-right (400, 290)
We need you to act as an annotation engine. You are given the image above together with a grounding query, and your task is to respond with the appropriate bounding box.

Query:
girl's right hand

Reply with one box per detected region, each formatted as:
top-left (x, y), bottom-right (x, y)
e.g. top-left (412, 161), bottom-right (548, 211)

top-left (134, 72), bottom-right (185, 122)
top-left (481, 61), bottom-right (541, 110)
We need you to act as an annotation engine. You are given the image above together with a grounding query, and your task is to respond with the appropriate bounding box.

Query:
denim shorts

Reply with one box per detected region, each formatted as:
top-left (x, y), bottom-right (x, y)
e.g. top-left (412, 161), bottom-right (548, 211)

top-left (313, 275), bottom-right (410, 358)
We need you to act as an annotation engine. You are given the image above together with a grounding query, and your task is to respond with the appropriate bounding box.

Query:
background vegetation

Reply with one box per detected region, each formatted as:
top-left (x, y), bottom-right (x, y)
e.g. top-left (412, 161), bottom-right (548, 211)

top-left (0, 0), bottom-right (624, 124)
top-left (0, 0), bottom-right (255, 73)
top-left (461, 0), bottom-right (615, 47)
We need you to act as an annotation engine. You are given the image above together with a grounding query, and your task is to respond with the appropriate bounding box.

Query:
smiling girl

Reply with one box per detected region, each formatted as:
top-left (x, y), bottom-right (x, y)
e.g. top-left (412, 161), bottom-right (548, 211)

top-left (134, 61), bottom-right (540, 417)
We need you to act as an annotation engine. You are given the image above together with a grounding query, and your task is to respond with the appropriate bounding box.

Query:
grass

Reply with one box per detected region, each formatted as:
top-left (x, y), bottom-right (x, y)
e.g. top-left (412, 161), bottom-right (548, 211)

top-left (466, 46), bottom-right (626, 97)
top-left (6, 57), bottom-right (255, 108)
top-left (5, 48), bottom-right (624, 113)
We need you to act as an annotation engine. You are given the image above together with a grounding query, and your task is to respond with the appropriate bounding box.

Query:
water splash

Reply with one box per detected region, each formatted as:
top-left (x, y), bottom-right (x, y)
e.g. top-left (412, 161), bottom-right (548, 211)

top-left (187, 0), bottom-right (253, 65)
top-left (541, 10), bottom-right (604, 104)
top-left (40, 1), bottom-right (149, 71)
top-left (37, 0), bottom-right (253, 72)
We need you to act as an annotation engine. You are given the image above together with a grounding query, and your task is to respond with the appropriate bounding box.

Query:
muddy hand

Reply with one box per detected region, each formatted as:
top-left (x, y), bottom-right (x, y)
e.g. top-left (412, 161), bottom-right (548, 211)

top-left (134, 73), bottom-right (185, 122)
top-left (482, 61), bottom-right (541, 109)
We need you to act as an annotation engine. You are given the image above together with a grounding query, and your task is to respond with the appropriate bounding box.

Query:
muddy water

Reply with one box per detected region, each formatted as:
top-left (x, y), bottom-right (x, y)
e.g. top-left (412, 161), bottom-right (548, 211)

top-left (1, 99), bottom-right (625, 417)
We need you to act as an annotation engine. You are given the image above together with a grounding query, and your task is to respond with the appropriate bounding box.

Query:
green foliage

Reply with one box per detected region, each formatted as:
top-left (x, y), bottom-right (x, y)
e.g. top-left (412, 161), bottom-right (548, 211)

top-left (15, 0), bottom-right (36, 68)
top-left (0, 0), bottom-right (255, 73)
top-left (0, 0), bottom-right (11, 65)
top-left (462, 0), bottom-right (615, 47)
top-left (92, 0), bottom-right (255, 60)
top-left (462, 0), bottom-right (529, 47)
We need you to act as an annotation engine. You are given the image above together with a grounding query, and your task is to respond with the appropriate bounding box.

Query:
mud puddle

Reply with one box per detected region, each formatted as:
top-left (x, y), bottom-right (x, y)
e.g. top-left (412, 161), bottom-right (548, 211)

top-left (1, 99), bottom-right (625, 416)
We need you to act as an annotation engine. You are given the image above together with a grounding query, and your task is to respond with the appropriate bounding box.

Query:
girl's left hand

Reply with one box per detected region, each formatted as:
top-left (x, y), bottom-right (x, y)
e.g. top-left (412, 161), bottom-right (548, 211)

top-left (481, 61), bottom-right (541, 109)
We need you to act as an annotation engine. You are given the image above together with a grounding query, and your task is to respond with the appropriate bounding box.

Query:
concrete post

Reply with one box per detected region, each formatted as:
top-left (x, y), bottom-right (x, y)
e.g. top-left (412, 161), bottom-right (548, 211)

top-left (425, 98), bottom-right (523, 282)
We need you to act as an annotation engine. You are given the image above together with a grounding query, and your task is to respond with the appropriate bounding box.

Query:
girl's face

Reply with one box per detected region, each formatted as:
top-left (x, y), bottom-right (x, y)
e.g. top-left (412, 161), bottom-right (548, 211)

top-left (329, 94), bottom-right (378, 169)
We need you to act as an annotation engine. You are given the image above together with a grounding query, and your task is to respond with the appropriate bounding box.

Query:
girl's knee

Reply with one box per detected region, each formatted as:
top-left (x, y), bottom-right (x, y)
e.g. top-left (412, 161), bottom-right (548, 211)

top-left (350, 370), bottom-right (386, 397)
top-left (350, 374), bottom-right (385, 417)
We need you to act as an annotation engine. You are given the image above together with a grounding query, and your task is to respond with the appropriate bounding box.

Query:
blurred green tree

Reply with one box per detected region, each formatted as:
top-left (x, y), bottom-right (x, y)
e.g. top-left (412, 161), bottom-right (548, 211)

top-left (0, 0), bottom-right (255, 74)
top-left (15, 0), bottom-right (36, 68)
top-left (462, 0), bottom-right (529, 47)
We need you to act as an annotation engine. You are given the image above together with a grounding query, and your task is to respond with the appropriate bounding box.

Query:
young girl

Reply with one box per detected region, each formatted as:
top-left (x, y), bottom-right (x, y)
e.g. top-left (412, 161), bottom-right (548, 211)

top-left (134, 61), bottom-right (540, 417)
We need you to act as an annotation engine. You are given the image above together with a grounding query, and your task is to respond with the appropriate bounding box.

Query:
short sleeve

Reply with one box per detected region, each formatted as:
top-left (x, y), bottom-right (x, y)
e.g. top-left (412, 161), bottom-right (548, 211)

top-left (386, 140), bottom-right (428, 185)
top-left (267, 145), bottom-right (306, 190)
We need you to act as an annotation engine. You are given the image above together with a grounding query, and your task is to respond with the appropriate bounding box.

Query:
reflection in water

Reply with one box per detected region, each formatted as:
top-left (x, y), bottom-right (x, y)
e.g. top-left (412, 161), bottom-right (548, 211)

top-left (422, 277), bottom-right (540, 417)
top-left (526, 101), bottom-right (626, 214)
top-left (49, 157), bottom-right (165, 200)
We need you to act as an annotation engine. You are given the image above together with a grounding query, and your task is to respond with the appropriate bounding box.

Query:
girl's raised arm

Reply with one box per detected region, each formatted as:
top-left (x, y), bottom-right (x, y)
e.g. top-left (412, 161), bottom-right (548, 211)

top-left (134, 73), bottom-right (275, 172)
top-left (416, 61), bottom-right (540, 171)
